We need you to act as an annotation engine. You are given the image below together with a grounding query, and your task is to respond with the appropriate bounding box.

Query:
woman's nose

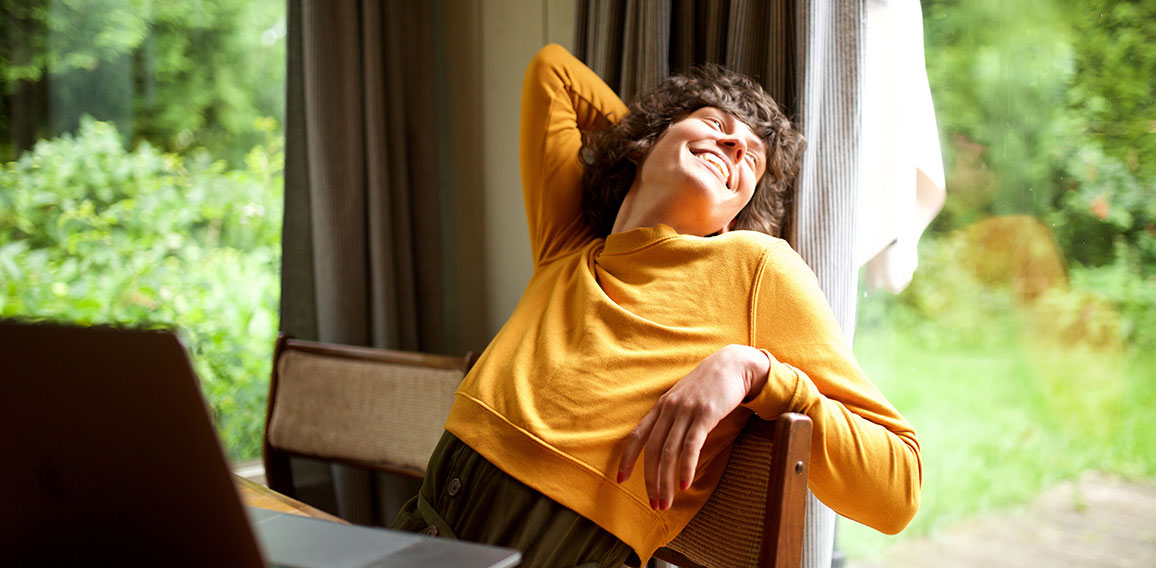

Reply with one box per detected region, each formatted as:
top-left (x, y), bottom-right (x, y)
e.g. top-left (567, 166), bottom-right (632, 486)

top-left (720, 136), bottom-right (746, 164)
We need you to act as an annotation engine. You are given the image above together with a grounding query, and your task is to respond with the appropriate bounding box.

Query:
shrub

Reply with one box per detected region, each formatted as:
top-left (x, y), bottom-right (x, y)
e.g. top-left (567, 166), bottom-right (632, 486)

top-left (0, 116), bottom-right (283, 461)
top-left (1049, 143), bottom-right (1156, 274)
top-left (857, 233), bottom-right (1020, 351)
top-left (1067, 244), bottom-right (1156, 353)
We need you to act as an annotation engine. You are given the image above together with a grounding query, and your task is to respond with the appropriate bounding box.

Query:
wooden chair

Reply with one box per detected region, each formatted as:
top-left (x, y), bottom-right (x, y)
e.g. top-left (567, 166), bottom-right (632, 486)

top-left (262, 334), bottom-right (476, 503)
top-left (263, 334), bottom-right (811, 567)
top-left (654, 413), bottom-right (813, 568)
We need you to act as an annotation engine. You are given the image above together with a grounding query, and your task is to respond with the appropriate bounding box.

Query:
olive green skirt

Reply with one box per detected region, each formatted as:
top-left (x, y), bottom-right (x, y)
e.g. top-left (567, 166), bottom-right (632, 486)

top-left (393, 431), bottom-right (634, 568)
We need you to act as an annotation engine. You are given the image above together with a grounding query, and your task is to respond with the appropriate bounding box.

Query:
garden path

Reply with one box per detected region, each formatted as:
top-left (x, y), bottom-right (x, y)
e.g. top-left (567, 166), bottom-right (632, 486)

top-left (847, 471), bottom-right (1156, 568)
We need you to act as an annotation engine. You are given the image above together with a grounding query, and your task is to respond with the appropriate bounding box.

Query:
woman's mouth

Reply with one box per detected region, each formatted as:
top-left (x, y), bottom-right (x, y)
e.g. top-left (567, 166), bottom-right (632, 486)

top-left (693, 150), bottom-right (730, 188)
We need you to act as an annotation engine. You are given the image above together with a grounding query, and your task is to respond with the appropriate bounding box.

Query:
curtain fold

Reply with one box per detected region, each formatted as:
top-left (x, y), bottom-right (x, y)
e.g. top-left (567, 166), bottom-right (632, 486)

top-left (282, 0), bottom-right (443, 353)
top-left (573, 1), bottom-right (865, 566)
top-left (280, 0), bottom-right (442, 527)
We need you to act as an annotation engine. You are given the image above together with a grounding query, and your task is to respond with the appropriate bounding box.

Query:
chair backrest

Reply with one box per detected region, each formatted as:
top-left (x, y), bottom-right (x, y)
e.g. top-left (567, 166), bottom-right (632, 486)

top-left (655, 413), bottom-right (812, 568)
top-left (262, 335), bottom-right (476, 497)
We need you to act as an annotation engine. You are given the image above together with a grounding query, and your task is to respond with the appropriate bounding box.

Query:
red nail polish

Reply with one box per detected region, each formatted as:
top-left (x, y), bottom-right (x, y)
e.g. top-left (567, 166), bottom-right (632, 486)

top-left (680, 479), bottom-right (689, 491)
top-left (650, 499), bottom-right (658, 510)
top-left (661, 499), bottom-right (669, 511)
top-left (617, 471), bottom-right (625, 483)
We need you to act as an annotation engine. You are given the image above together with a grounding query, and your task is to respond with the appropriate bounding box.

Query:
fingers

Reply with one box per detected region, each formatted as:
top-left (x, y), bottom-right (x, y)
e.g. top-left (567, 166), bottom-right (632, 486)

top-left (642, 405), bottom-right (674, 510)
top-left (678, 421), bottom-right (709, 493)
top-left (618, 403), bottom-right (690, 511)
top-left (618, 345), bottom-right (757, 512)
top-left (621, 399), bottom-right (702, 511)
top-left (654, 410), bottom-right (692, 511)
top-left (617, 406), bottom-right (658, 484)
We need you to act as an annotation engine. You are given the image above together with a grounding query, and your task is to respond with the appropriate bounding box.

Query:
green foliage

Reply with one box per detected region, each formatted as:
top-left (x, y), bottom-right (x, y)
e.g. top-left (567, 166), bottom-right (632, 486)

top-left (849, 2), bottom-right (1156, 560)
top-left (912, 0), bottom-right (1156, 365)
top-left (856, 235), bottom-right (1019, 351)
top-left (132, 1), bottom-right (286, 164)
top-left (922, 0), bottom-right (1155, 274)
top-left (0, 0), bottom-right (286, 166)
top-left (0, 0), bottom-right (149, 85)
top-left (851, 228), bottom-right (1156, 560)
top-left (864, 230), bottom-right (1155, 361)
top-left (1065, 0), bottom-right (1156, 183)
top-left (1067, 246), bottom-right (1156, 351)
top-left (1049, 143), bottom-right (1156, 273)
top-left (0, 117), bottom-right (283, 461)
top-left (923, 0), bottom-right (1076, 226)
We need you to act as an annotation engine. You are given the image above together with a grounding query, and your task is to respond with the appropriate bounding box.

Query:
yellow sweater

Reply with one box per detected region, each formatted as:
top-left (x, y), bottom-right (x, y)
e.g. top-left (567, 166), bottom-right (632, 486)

top-left (445, 44), bottom-right (921, 562)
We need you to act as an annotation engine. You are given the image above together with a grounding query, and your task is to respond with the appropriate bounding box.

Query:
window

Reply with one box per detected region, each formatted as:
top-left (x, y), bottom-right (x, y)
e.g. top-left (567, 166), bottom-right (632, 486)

top-left (0, 0), bottom-right (287, 462)
top-left (842, 0), bottom-right (1155, 560)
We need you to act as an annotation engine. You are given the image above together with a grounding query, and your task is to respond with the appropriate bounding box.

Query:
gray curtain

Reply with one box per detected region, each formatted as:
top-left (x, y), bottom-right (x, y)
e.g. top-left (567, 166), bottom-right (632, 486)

top-left (282, 0), bottom-right (444, 352)
top-left (280, 0), bottom-right (444, 526)
top-left (574, 1), bottom-right (865, 567)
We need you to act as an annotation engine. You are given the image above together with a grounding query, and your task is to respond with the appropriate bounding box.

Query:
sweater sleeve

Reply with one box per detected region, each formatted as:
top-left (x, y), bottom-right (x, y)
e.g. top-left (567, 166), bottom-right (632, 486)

top-left (520, 44), bottom-right (628, 265)
top-left (742, 243), bottom-right (923, 534)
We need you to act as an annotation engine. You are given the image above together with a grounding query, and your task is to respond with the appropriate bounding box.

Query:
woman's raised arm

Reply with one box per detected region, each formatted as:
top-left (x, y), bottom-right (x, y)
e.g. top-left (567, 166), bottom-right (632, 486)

top-left (520, 44), bottom-right (627, 265)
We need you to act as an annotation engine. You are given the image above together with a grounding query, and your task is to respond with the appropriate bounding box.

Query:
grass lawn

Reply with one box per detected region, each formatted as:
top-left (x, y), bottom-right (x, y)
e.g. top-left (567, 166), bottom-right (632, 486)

top-left (838, 315), bottom-right (1156, 561)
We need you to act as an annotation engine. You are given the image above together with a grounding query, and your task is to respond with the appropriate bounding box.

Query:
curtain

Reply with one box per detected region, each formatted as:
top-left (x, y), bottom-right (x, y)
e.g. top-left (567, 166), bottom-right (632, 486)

top-left (280, 0), bottom-right (443, 526)
top-left (282, 0), bottom-right (444, 352)
top-left (574, 1), bottom-right (865, 566)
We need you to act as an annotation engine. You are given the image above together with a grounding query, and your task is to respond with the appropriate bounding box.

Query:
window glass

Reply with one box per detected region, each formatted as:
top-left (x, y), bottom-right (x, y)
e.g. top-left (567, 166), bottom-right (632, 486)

top-left (0, 0), bottom-right (287, 462)
top-left (843, 0), bottom-right (1155, 560)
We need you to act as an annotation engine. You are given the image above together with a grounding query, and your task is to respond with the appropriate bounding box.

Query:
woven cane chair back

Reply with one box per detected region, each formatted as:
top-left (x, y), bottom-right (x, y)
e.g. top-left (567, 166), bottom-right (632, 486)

top-left (263, 335), bottom-right (475, 494)
top-left (656, 413), bottom-right (812, 568)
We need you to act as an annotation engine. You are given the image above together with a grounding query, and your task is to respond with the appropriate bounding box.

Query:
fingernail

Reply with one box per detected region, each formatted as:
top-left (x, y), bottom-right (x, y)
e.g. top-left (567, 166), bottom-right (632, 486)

top-left (660, 499), bottom-right (670, 511)
top-left (650, 499), bottom-right (658, 510)
top-left (680, 479), bottom-right (689, 491)
top-left (617, 471), bottom-right (626, 483)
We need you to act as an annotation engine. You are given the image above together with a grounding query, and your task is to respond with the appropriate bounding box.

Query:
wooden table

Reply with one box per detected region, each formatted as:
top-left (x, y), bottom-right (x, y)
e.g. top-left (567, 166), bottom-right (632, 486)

top-left (233, 475), bottom-right (348, 524)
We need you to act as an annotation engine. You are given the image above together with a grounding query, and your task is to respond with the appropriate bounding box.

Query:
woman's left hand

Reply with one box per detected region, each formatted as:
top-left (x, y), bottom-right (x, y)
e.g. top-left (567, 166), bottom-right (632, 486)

top-left (616, 344), bottom-right (770, 511)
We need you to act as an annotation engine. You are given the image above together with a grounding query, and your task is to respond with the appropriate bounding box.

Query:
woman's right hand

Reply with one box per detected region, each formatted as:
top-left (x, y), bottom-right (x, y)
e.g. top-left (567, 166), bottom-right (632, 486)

top-left (616, 344), bottom-right (770, 510)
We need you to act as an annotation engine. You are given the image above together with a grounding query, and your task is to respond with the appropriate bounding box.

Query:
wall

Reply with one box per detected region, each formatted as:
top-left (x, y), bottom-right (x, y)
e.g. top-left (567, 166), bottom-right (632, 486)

top-left (437, 0), bottom-right (576, 354)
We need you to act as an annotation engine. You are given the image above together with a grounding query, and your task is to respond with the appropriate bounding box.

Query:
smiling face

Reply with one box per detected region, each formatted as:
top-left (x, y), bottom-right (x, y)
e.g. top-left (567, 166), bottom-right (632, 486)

top-left (612, 107), bottom-right (767, 237)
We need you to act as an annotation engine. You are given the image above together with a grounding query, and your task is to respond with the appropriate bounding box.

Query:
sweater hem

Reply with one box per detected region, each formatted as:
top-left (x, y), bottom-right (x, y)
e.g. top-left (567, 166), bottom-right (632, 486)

top-left (446, 393), bottom-right (668, 563)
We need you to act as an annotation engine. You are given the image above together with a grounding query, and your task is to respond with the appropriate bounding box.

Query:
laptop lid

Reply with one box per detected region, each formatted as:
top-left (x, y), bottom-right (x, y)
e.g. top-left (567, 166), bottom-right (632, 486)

top-left (0, 320), bottom-right (265, 567)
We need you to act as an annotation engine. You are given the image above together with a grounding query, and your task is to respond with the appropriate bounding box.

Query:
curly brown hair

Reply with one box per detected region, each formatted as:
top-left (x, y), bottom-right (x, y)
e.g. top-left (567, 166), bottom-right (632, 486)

top-left (580, 64), bottom-right (804, 238)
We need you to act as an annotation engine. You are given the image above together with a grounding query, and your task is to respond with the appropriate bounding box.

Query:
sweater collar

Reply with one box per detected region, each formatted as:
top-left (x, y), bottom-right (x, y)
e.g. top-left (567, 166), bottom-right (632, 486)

top-left (602, 224), bottom-right (682, 255)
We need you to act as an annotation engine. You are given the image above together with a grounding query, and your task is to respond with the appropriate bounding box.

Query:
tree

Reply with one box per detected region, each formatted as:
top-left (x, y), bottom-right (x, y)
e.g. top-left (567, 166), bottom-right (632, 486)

top-left (1065, 0), bottom-right (1156, 183)
top-left (922, 0), bottom-right (1076, 229)
top-left (0, 0), bottom-right (285, 166)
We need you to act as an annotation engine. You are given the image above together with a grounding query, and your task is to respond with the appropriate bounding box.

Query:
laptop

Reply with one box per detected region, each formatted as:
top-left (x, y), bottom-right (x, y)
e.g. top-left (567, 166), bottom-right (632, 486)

top-left (0, 320), bottom-right (521, 568)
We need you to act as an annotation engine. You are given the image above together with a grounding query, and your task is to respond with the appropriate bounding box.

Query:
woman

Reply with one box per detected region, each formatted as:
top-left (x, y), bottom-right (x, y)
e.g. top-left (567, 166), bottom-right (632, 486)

top-left (395, 44), bottom-right (921, 568)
